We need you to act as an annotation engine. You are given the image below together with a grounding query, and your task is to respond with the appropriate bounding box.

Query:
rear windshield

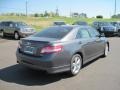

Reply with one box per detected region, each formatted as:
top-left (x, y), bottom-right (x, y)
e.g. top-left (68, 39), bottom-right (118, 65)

top-left (78, 22), bottom-right (87, 25)
top-left (33, 27), bottom-right (73, 39)
top-left (54, 22), bottom-right (65, 25)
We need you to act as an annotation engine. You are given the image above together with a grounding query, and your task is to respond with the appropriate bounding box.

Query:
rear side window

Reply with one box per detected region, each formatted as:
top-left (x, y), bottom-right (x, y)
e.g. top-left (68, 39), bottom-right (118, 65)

top-left (76, 28), bottom-right (90, 39)
top-left (34, 27), bottom-right (72, 39)
top-left (1, 22), bottom-right (11, 27)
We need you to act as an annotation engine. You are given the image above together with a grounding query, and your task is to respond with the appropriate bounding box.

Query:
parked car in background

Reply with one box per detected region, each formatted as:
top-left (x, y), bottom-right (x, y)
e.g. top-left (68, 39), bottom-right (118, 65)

top-left (16, 25), bottom-right (109, 76)
top-left (53, 21), bottom-right (66, 26)
top-left (92, 21), bottom-right (117, 36)
top-left (0, 21), bottom-right (36, 39)
top-left (110, 21), bottom-right (120, 36)
top-left (72, 21), bottom-right (88, 26)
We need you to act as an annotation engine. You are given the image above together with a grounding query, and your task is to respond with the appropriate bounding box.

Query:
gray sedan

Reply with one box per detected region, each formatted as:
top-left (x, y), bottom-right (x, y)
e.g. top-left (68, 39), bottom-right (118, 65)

top-left (16, 25), bottom-right (109, 76)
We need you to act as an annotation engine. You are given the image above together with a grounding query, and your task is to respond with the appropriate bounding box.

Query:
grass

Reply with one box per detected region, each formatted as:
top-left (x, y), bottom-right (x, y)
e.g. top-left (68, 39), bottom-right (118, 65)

top-left (0, 15), bottom-right (120, 32)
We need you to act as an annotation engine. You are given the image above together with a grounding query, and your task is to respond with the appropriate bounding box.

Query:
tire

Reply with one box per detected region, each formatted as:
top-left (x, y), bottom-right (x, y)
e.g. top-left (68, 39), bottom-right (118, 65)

top-left (118, 30), bottom-right (120, 37)
top-left (69, 54), bottom-right (82, 76)
top-left (103, 44), bottom-right (109, 57)
top-left (14, 32), bottom-right (20, 40)
top-left (0, 30), bottom-right (4, 38)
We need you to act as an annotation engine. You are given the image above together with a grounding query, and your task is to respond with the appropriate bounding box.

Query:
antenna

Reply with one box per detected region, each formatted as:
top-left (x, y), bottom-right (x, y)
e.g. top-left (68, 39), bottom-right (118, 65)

top-left (26, 0), bottom-right (28, 16)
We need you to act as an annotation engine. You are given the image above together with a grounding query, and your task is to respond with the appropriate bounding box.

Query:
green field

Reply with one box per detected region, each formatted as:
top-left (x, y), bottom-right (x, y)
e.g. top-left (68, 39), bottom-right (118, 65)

top-left (0, 15), bottom-right (120, 31)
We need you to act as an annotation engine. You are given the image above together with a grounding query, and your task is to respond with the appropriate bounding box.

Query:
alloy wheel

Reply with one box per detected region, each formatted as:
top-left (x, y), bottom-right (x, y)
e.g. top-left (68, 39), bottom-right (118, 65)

top-left (70, 54), bottom-right (82, 75)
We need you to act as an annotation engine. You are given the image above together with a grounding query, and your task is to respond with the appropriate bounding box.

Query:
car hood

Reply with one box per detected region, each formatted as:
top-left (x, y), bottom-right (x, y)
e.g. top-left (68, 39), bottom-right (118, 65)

top-left (20, 27), bottom-right (35, 32)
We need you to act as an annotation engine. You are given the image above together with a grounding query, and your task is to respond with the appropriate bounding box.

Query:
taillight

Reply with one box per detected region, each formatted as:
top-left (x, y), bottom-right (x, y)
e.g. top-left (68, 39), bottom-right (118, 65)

top-left (18, 40), bottom-right (22, 49)
top-left (40, 45), bottom-right (63, 54)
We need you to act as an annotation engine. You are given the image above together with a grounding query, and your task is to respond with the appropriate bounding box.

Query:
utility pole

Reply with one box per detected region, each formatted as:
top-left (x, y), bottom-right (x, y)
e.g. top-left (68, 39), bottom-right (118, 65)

top-left (55, 6), bottom-right (59, 16)
top-left (26, 0), bottom-right (28, 16)
top-left (114, 0), bottom-right (116, 15)
top-left (70, 9), bottom-right (72, 18)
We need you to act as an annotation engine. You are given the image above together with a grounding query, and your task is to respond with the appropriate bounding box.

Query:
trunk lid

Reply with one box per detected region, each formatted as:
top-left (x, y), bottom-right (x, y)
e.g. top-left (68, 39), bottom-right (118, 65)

top-left (20, 37), bottom-right (60, 56)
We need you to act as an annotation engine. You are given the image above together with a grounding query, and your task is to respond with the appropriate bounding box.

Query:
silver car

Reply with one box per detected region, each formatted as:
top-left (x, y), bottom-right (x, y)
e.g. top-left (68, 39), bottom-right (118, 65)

top-left (0, 21), bottom-right (36, 39)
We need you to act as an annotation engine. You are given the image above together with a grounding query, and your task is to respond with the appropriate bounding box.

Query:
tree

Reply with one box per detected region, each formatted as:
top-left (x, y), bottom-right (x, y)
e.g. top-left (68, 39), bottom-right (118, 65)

top-left (96, 15), bottom-right (103, 19)
top-left (111, 14), bottom-right (120, 18)
top-left (44, 11), bottom-right (49, 17)
top-left (34, 13), bottom-right (39, 17)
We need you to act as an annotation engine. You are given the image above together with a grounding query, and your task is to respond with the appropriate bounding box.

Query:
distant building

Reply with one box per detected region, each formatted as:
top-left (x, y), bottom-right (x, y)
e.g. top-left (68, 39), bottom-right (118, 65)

top-left (71, 13), bottom-right (79, 17)
top-left (71, 12), bottom-right (87, 18)
top-left (79, 13), bottom-right (87, 18)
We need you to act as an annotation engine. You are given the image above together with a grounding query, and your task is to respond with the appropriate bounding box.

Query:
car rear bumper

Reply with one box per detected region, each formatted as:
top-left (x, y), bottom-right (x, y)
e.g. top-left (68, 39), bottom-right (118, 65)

top-left (16, 49), bottom-right (70, 73)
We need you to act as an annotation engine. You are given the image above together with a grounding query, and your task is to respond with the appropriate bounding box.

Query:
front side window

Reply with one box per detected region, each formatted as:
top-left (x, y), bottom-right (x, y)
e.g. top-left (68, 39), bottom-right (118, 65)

top-left (1, 22), bottom-right (11, 26)
top-left (88, 27), bottom-right (100, 37)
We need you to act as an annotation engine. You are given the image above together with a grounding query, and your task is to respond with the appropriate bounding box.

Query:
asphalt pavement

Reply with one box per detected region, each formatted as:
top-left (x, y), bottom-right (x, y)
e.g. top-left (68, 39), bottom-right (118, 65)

top-left (0, 37), bottom-right (120, 90)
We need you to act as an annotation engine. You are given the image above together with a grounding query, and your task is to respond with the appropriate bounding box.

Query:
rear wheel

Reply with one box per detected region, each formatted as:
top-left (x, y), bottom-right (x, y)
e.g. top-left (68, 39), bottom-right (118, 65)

top-left (14, 32), bottom-right (20, 40)
top-left (70, 54), bottom-right (82, 76)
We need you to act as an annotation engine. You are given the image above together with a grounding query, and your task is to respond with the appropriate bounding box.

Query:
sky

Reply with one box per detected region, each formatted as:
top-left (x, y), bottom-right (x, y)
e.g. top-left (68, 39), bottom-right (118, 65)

top-left (0, 0), bottom-right (120, 18)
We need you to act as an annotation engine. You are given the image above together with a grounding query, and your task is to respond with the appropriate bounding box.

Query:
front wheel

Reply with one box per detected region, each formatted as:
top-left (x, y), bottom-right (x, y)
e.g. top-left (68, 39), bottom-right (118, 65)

top-left (14, 32), bottom-right (20, 40)
top-left (70, 54), bottom-right (82, 76)
top-left (0, 30), bottom-right (4, 38)
top-left (118, 30), bottom-right (120, 37)
top-left (103, 44), bottom-right (109, 57)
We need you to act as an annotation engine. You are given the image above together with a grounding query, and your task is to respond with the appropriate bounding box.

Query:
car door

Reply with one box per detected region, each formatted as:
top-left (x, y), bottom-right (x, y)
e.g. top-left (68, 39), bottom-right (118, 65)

top-left (3, 22), bottom-right (12, 34)
top-left (88, 27), bottom-right (105, 56)
top-left (8, 22), bottom-right (16, 35)
top-left (76, 28), bottom-right (96, 62)
top-left (2, 22), bottom-right (9, 34)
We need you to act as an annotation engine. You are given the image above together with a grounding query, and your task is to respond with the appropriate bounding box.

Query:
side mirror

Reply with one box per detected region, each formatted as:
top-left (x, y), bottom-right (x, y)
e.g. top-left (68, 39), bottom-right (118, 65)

top-left (96, 33), bottom-right (105, 37)
top-left (9, 24), bottom-right (13, 27)
top-left (99, 33), bottom-right (105, 37)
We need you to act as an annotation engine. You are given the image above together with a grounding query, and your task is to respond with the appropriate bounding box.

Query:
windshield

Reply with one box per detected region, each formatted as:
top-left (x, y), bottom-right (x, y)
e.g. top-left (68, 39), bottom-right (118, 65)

top-left (16, 22), bottom-right (28, 27)
top-left (54, 22), bottom-right (65, 25)
top-left (100, 22), bottom-right (113, 26)
top-left (33, 27), bottom-right (73, 39)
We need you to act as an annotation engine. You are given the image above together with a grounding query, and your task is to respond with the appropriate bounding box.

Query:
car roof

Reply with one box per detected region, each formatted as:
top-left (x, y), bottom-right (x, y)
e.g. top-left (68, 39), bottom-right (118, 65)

top-left (75, 21), bottom-right (87, 22)
top-left (1, 21), bottom-right (23, 23)
top-left (53, 21), bottom-right (65, 22)
top-left (111, 21), bottom-right (120, 23)
top-left (50, 25), bottom-right (92, 29)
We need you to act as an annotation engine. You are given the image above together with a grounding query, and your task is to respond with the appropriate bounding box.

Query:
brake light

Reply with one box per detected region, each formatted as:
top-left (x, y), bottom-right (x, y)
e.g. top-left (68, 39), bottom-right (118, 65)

top-left (18, 41), bottom-right (22, 49)
top-left (40, 45), bottom-right (63, 54)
